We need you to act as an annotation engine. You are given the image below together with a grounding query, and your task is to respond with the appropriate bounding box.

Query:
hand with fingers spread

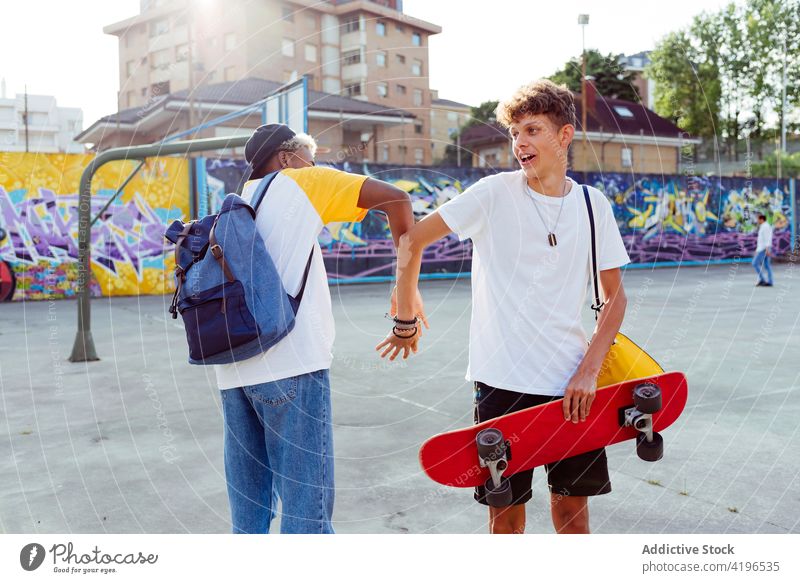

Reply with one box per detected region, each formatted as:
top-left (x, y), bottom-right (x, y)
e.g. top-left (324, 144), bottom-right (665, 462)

top-left (375, 317), bottom-right (421, 361)
top-left (561, 372), bottom-right (597, 424)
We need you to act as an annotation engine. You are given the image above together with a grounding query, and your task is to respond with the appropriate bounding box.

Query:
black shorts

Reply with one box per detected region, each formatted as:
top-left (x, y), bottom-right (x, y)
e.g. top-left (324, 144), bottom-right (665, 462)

top-left (473, 381), bottom-right (612, 506)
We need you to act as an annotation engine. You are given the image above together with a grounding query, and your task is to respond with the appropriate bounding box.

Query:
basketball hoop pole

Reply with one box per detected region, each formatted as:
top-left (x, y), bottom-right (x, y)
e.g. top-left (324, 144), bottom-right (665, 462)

top-left (68, 135), bottom-right (250, 363)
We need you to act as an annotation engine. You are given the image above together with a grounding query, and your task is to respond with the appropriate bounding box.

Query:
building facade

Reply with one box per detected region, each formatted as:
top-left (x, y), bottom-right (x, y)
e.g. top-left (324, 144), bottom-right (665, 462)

top-left (0, 92), bottom-right (83, 154)
top-left (102, 0), bottom-right (462, 165)
top-left (429, 91), bottom-right (471, 164)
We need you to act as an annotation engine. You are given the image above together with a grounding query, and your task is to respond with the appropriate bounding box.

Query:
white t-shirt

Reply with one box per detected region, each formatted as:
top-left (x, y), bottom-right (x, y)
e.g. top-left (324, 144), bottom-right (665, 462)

top-left (214, 167), bottom-right (368, 390)
top-left (756, 221), bottom-right (773, 252)
top-left (437, 170), bottom-right (630, 396)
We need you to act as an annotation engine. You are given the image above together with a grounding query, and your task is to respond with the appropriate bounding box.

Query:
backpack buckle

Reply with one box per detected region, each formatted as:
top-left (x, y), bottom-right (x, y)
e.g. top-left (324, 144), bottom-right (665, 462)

top-left (210, 244), bottom-right (223, 259)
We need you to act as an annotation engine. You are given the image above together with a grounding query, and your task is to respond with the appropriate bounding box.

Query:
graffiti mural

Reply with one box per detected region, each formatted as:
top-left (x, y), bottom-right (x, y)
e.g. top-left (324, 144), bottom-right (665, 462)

top-left (202, 159), bottom-right (497, 280)
top-left (0, 152), bottom-right (188, 301)
top-left (204, 159), bottom-right (793, 281)
top-left (582, 173), bottom-right (793, 264)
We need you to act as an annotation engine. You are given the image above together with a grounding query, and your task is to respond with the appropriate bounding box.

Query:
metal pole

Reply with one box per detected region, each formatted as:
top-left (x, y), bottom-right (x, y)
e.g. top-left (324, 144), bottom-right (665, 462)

top-left (23, 85), bottom-right (29, 153)
top-left (68, 134), bottom-right (250, 362)
top-left (781, 33), bottom-right (788, 154)
top-left (578, 15), bottom-right (589, 172)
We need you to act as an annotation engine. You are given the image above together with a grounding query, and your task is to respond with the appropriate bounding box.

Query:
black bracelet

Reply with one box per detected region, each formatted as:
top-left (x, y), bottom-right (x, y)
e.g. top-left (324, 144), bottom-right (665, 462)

top-left (392, 326), bottom-right (418, 339)
top-left (393, 316), bottom-right (418, 326)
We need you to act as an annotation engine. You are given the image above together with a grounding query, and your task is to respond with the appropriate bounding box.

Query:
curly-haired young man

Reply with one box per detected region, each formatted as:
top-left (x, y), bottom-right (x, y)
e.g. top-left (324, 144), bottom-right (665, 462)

top-left (378, 80), bottom-right (630, 534)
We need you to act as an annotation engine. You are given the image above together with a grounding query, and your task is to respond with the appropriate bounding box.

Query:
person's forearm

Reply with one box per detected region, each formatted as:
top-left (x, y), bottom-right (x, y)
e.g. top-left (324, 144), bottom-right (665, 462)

top-left (395, 232), bottom-right (423, 321)
top-left (381, 195), bottom-right (414, 248)
top-left (576, 290), bottom-right (627, 379)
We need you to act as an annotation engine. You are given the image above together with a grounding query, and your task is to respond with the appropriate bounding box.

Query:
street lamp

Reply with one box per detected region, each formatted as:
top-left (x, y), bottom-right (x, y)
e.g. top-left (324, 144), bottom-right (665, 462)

top-left (578, 14), bottom-right (589, 172)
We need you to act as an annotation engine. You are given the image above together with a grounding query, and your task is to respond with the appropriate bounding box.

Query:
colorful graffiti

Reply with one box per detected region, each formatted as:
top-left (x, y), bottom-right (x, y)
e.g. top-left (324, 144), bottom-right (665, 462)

top-left (0, 152), bottom-right (188, 301)
top-left (202, 159), bottom-right (493, 280)
top-left (203, 159), bottom-right (794, 280)
top-left (584, 173), bottom-right (793, 264)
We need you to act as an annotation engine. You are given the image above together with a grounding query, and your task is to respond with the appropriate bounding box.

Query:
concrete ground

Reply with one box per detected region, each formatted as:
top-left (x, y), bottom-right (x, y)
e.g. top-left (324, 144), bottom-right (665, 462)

top-left (1, 262), bottom-right (798, 534)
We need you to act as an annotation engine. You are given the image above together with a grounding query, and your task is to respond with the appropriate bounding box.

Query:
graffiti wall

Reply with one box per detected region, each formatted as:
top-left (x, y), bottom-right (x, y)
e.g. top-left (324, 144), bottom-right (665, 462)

top-left (581, 173), bottom-right (793, 264)
top-left (202, 159), bottom-right (497, 280)
top-left (202, 159), bottom-right (794, 281)
top-left (0, 152), bottom-right (188, 301)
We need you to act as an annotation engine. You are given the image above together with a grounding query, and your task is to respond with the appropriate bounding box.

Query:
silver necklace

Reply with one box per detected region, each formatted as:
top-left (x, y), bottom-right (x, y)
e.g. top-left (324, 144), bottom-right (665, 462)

top-left (526, 180), bottom-right (569, 247)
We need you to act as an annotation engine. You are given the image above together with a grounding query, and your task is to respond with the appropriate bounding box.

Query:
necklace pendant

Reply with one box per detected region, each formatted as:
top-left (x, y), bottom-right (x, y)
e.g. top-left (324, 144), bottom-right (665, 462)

top-left (548, 232), bottom-right (557, 247)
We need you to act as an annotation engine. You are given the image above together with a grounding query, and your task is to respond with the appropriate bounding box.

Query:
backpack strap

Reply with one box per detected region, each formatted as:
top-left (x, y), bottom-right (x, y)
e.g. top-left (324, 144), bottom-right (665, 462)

top-left (248, 170), bottom-right (315, 314)
top-left (169, 222), bottom-right (193, 319)
top-left (583, 185), bottom-right (605, 321)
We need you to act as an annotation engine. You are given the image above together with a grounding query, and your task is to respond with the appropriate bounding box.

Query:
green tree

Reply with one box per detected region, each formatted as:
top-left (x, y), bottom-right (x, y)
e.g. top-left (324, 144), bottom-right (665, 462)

top-left (462, 100), bottom-right (500, 129)
top-left (549, 49), bottom-right (640, 102)
top-left (648, 30), bottom-right (721, 157)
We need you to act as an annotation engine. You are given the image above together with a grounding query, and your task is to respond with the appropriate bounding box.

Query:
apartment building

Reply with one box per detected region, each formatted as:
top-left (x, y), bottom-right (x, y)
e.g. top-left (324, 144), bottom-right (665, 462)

top-left (0, 88), bottom-right (83, 154)
top-left (429, 90), bottom-right (471, 164)
top-left (103, 0), bottom-right (452, 164)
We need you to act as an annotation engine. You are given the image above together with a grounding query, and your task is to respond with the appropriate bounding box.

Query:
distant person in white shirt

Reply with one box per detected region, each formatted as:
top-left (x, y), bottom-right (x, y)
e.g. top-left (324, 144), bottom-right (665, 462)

top-left (753, 213), bottom-right (774, 287)
top-left (377, 80), bottom-right (630, 534)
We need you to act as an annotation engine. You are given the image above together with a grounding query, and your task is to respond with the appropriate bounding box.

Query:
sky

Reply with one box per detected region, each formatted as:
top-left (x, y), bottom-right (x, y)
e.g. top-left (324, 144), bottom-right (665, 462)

top-left (0, 0), bottom-right (732, 127)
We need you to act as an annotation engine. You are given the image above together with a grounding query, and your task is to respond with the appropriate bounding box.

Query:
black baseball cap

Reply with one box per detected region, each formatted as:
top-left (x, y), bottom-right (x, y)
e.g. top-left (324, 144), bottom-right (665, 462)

top-left (244, 123), bottom-right (296, 171)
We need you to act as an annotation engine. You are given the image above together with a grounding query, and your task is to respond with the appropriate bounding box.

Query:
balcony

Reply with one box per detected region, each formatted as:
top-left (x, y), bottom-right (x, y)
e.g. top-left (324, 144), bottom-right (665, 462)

top-left (341, 63), bottom-right (367, 81)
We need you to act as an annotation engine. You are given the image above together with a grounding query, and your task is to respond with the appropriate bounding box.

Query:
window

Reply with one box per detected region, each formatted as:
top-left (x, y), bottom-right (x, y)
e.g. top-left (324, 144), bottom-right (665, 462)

top-left (412, 59), bottom-right (422, 76)
top-left (376, 51), bottom-right (387, 67)
top-left (224, 33), bottom-right (236, 52)
top-left (621, 147), bottom-right (633, 168)
top-left (224, 66), bottom-right (236, 81)
top-left (381, 144), bottom-right (389, 162)
top-left (413, 89), bottom-right (423, 107)
top-left (149, 18), bottom-right (169, 37)
top-left (414, 122), bottom-right (423, 135)
top-left (377, 82), bottom-right (388, 98)
top-left (396, 24), bottom-right (405, 33)
top-left (415, 148), bottom-right (424, 164)
top-left (141, 87), bottom-right (148, 97)
top-left (376, 21), bottom-right (386, 36)
top-left (614, 105), bottom-right (635, 118)
top-left (342, 49), bottom-right (361, 66)
top-left (396, 84), bottom-right (407, 95)
top-left (126, 60), bottom-right (136, 77)
top-left (282, 5), bottom-right (294, 22)
top-left (344, 82), bottom-right (362, 97)
top-left (396, 54), bottom-right (406, 65)
top-left (150, 49), bottom-right (170, 70)
top-left (447, 111), bottom-right (458, 122)
top-left (342, 15), bottom-right (360, 33)
top-left (176, 44), bottom-right (189, 62)
top-left (412, 32), bottom-right (421, 46)
top-left (282, 38), bottom-right (295, 57)
top-left (399, 145), bottom-right (408, 155)
top-left (305, 44), bottom-right (317, 62)
top-left (151, 81), bottom-right (170, 96)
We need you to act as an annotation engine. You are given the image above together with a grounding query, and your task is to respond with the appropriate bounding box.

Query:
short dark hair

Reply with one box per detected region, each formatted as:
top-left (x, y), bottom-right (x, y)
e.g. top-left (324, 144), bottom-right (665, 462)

top-left (758, 213), bottom-right (767, 221)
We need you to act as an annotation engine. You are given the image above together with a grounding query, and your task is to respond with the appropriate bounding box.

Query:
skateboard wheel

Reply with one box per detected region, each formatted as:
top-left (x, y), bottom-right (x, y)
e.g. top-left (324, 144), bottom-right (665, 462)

top-left (476, 428), bottom-right (505, 461)
top-left (636, 432), bottom-right (664, 462)
top-left (633, 383), bottom-right (662, 414)
top-left (484, 477), bottom-right (513, 508)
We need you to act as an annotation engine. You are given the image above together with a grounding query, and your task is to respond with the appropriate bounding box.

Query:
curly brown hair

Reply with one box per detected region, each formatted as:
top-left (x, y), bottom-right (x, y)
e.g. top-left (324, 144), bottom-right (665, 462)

top-left (496, 80), bottom-right (577, 130)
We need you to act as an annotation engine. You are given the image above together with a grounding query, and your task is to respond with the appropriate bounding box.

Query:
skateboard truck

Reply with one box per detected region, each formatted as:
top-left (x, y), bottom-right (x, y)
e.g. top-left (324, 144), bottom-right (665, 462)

top-left (476, 428), bottom-right (513, 507)
top-left (621, 382), bottom-right (664, 462)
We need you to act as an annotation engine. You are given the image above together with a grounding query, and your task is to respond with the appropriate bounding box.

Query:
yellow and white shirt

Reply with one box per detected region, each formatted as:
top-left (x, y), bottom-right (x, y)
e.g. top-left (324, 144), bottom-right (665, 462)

top-left (214, 166), bottom-right (368, 390)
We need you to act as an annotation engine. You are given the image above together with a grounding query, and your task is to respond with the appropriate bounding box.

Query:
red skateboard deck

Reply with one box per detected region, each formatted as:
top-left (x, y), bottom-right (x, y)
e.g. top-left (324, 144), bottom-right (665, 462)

top-left (419, 371), bottom-right (688, 488)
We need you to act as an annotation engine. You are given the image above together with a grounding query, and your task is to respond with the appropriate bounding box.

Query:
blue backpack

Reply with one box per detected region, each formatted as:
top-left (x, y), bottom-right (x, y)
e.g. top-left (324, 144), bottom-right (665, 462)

top-left (164, 172), bottom-right (313, 365)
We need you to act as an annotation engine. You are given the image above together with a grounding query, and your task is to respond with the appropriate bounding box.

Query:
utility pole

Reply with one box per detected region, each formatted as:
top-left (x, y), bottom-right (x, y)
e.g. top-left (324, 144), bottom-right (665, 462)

top-left (578, 14), bottom-right (589, 172)
top-left (780, 32), bottom-right (788, 155)
top-left (187, 12), bottom-right (195, 132)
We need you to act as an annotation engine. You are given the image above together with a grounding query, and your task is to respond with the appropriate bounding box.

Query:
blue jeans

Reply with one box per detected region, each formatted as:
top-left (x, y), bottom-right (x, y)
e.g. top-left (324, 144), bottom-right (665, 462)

top-left (752, 250), bottom-right (773, 285)
top-left (220, 369), bottom-right (334, 534)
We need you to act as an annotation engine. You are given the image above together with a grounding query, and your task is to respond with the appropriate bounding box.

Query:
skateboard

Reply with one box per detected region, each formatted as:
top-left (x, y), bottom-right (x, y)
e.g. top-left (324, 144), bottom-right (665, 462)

top-left (419, 371), bottom-right (688, 507)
